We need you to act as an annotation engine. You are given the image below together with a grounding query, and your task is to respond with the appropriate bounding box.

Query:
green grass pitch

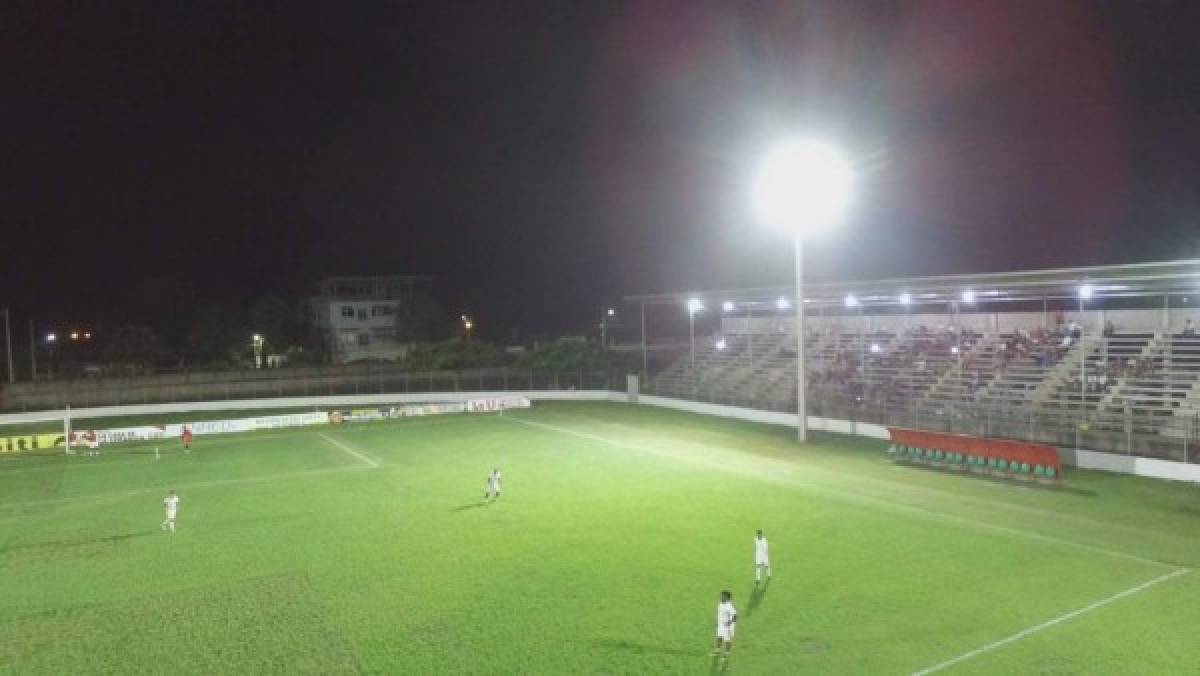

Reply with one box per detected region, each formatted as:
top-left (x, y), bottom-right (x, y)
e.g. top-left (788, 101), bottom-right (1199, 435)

top-left (1, 401), bottom-right (1198, 674)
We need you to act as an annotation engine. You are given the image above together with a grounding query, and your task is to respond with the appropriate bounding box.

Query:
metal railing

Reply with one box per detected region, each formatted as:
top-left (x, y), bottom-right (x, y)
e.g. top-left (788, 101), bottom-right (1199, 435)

top-left (642, 374), bottom-right (1200, 464)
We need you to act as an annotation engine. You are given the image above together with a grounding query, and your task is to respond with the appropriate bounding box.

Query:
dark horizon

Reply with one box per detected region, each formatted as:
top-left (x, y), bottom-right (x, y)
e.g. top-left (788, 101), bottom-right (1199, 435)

top-left (6, 1), bottom-right (1200, 343)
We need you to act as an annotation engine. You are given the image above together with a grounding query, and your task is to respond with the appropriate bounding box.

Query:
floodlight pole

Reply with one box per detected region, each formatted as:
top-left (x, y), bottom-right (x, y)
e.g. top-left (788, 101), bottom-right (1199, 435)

top-left (28, 319), bottom-right (36, 381)
top-left (3, 307), bottom-right (13, 384)
top-left (689, 309), bottom-right (696, 370)
top-left (640, 302), bottom-right (648, 378)
top-left (794, 236), bottom-right (808, 442)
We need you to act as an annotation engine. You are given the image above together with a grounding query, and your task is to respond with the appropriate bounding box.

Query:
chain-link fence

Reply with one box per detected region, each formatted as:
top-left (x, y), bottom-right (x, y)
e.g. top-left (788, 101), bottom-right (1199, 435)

top-left (1, 368), bottom-right (623, 412)
top-left (641, 375), bottom-right (1200, 464)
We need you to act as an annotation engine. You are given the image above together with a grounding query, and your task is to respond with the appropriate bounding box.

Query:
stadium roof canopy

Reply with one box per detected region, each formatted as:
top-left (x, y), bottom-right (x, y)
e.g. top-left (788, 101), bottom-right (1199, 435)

top-left (625, 259), bottom-right (1200, 310)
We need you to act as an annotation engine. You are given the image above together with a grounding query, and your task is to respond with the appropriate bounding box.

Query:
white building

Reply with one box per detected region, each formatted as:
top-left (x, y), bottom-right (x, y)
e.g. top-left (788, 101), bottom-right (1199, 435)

top-left (310, 275), bottom-right (433, 363)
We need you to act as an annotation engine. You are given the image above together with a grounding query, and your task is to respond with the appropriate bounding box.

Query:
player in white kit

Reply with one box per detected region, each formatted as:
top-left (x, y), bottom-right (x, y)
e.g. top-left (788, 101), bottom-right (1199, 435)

top-left (754, 529), bottom-right (771, 583)
top-left (712, 590), bottom-right (737, 658)
top-left (484, 468), bottom-right (502, 501)
top-left (161, 490), bottom-right (180, 533)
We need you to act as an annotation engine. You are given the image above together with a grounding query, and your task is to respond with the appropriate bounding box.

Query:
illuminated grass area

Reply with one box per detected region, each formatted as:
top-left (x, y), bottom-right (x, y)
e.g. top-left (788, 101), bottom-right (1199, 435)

top-left (1, 402), bottom-right (1197, 674)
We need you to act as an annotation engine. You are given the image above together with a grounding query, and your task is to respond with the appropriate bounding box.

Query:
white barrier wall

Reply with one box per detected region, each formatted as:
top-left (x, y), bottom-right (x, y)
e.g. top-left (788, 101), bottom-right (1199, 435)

top-left (5, 387), bottom-right (1196, 484)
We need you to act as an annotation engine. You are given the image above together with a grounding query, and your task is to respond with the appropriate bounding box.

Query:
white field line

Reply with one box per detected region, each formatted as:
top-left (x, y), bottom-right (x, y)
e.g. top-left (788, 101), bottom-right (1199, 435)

top-left (0, 464), bottom-right (370, 524)
top-left (317, 432), bottom-right (381, 468)
top-left (502, 416), bottom-right (1176, 570)
top-left (911, 568), bottom-right (1191, 675)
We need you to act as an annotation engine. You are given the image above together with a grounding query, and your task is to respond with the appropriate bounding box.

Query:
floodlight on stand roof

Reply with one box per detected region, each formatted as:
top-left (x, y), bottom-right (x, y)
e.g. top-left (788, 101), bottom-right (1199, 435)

top-left (46, 333), bottom-right (56, 343)
top-left (752, 139), bottom-right (853, 232)
top-left (715, 338), bottom-right (727, 350)
top-left (844, 294), bottom-right (858, 308)
top-left (898, 292), bottom-right (912, 305)
top-left (961, 289), bottom-right (976, 304)
top-left (722, 301), bottom-right (735, 313)
top-left (1078, 283), bottom-right (1095, 300)
top-left (776, 297), bottom-right (791, 310)
top-left (607, 308), bottom-right (616, 316)
top-left (687, 298), bottom-right (704, 314)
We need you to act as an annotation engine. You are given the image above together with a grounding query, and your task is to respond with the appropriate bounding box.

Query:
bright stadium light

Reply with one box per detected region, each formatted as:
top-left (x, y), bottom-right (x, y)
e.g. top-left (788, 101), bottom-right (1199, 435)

top-left (870, 343), bottom-right (881, 354)
top-left (722, 300), bottom-right (735, 313)
top-left (687, 298), bottom-right (704, 314)
top-left (752, 139), bottom-right (853, 232)
top-left (70, 331), bottom-right (79, 341)
top-left (898, 292), bottom-right (912, 306)
top-left (1078, 283), bottom-right (1094, 300)
top-left (950, 345), bottom-right (960, 355)
top-left (83, 332), bottom-right (92, 339)
top-left (715, 338), bottom-right (727, 351)
top-left (752, 138), bottom-right (853, 444)
top-left (776, 297), bottom-right (791, 310)
top-left (961, 289), bottom-right (976, 304)
top-left (45, 333), bottom-right (57, 343)
top-left (607, 308), bottom-right (616, 317)
top-left (844, 294), bottom-right (859, 308)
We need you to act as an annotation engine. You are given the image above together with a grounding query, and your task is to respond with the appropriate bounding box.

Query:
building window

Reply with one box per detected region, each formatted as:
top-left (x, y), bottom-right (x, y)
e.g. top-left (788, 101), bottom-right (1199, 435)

top-left (341, 306), bottom-right (354, 318)
top-left (372, 304), bottom-right (394, 317)
top-left (358, 333), bottom-right (370, 346)
top-left (358, 309), bottom-right (368, 321)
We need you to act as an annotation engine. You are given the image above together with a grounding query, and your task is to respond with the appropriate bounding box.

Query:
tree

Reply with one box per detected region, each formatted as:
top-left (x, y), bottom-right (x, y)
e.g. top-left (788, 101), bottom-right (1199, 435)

top-left (102, 326), bottom-right (162, 374)
top-left (185, 305), bottom-right (247, 368)
top-left (396, 294), bottom-right (453, 343)
top-left (249, 295), bottom-right (303, 355)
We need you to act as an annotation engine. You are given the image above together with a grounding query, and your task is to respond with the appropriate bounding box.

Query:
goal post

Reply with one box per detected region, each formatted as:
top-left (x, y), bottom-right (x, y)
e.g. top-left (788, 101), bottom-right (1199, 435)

top-left (0, 409), bottom-right (73, 455)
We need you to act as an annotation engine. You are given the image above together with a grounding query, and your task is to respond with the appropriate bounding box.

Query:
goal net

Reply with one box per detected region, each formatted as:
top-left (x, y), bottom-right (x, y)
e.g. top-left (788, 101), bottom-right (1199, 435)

top-left (0, 412), bottom-right (72, 455)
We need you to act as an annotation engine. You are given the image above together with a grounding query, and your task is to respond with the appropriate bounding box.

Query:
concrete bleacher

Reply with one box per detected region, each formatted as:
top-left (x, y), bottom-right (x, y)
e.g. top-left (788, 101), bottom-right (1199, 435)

top-left (646, 322), bottom-right (1200, 461)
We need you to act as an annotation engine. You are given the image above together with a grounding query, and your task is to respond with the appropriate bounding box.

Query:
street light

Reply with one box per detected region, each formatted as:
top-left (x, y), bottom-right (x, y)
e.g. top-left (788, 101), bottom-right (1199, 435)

top-left (601, 308), bottom-right (616, 347)
top-left (753, 138), bottom-right (853, 442)
top-left (252, 334), bottom-right (264, 368)
top-left (686, 298), bottom-right (704, 370)
top-left (461, 315), bottom-right (473, 341)
top-left (45, 333), bottom-right (57, 343)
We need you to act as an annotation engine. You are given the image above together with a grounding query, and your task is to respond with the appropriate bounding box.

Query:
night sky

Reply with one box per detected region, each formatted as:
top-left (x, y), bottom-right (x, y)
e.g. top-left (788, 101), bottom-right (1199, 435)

top-left (6, 1), bottom-right (1200, 341)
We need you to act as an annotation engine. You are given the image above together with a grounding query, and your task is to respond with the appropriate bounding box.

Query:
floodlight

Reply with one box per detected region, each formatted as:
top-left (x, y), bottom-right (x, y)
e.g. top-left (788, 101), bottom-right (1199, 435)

top-left (752, 139), bottom-right (853, 232)
top-left (950, 345), bottom-right (960, 355)
top-left (45, 333), bottom-right (57, 343)
top-left (70, 331), bottom-right (79, 341)
top-left (776, 297), bottom-right (791, 310)
top-left (722, 301), bottom-right (735, 313)
top-left (1078, 283), bottom-right (1094, 300)
top-left (252, 334), bottom-right (262, 342)
top-left (464, 320), bottom-right (473, 330)
top-left (607, 308), bottom-right (616, 317)
top-left (844, 294), bottom-right (858, 308)
top-left (961, 289), bottom-right (976, 304)
top-left (898, 292), bottom-right (912, 306)
top-left (84, 332), bottom-right (92, 339)
top-left (687, 298), bottom-right (704, 314)
top-left (870, 343), bottom-right (881, 354)
top-left (715, 338), bottom-right (727, 350)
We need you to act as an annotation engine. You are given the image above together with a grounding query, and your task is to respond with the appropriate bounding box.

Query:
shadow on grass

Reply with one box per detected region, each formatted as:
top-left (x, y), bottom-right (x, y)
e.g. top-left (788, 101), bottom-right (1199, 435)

top-left (10, 529), bottom-right (158, 551)
top-left (591, 639), bottom-right (698, 658)
top-left (744, 578), bottom-right (769, 618)
top-left (450, 501), bottom-right (489, 512)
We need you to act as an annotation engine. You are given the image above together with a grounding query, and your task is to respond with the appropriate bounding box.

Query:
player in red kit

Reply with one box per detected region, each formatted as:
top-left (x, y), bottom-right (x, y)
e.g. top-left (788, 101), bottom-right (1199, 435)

top-left (182, 426), bottom-right (193, 451)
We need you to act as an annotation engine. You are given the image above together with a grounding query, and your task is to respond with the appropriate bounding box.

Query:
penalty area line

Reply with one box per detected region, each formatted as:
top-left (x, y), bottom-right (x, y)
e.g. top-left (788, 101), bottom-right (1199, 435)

top-left (911, 567), bottom-right (1191, 675)
top-left (317, 432), bottom-right (381, 468)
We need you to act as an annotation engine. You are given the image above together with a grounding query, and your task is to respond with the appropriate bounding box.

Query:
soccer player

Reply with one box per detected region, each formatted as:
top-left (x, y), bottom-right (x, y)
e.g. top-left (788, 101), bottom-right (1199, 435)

top-left (182, 425), bottom-right (193, 451)
top-left (161, 490), bottom-right (180, 533)
top-left (86, 430), bottom-right (100, 457)
top-left (754, 529), bottom-right (771, 583)
top-left (712, 590), bottom-right (737, 658)
top-left (484, 467), bottom-right (502, 501)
